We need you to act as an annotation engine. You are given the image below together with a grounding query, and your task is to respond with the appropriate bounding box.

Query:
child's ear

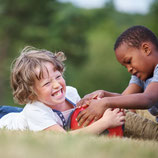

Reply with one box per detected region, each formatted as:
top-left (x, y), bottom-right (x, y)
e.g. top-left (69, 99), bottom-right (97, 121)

top-left (141, 42), bottom-right (151, 56)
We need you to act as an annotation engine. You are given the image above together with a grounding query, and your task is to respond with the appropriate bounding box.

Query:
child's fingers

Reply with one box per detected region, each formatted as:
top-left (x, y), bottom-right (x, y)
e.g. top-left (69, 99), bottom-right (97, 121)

top-left (105, 108), bottom-right (112, 112)
top-left (117, 111), bottom-right (124, 116)
top-left (118, 121), bottom-right (124, 125)
top-left (113, 108), bottom-right (120, 113)
top-left (102, 108), bottom-right (112, 116)
top-left (120, 109), bottom-right (126, 115)
top-left (120, 108), bottom-right (124, 112)
top-left (119, 115), bottom-right (125, 122)
top-left (116, 116), bottom-right (125, 126)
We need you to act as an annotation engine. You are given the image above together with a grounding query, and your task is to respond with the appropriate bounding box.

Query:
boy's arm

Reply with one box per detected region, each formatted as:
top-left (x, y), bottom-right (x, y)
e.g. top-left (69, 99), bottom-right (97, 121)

top-left (93, 82), bottom-right (158, 110)
top-left (76, 83), bottom-right (144, 126)
top-left (77, 82), bottom-right (142, 108)
top-left (122, 83), bottom-right (143, 112)
top-left (122, 83), bottom-right (143, 95)
top-left (77, 90), bottom-right (120, 107)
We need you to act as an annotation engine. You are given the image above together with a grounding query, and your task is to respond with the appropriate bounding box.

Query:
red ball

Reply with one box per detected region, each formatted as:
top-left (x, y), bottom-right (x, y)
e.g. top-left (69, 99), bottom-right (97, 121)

top-left (70, 107), bottom-right (124, 137)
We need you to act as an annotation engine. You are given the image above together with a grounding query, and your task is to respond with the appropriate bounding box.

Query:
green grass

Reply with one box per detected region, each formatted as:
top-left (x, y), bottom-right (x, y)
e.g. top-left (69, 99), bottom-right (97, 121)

top-left (0, 130), bottom-right (158, 158)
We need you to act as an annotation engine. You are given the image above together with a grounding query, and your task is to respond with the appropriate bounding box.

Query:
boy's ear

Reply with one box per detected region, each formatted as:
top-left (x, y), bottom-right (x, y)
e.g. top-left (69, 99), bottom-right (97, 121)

top-left (141, 42), bottom-right (151, 56)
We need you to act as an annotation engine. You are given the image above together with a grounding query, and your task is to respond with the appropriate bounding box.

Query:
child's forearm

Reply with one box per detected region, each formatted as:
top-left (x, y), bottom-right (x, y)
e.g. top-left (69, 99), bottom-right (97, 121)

top-left (105, 93), bottom-right (152, 109)
top-left (69, 119), bottom-right (109, 135)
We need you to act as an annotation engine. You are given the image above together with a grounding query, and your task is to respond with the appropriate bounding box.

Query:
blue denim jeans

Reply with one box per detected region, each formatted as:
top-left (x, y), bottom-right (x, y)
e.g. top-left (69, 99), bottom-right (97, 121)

top-left (0, 106), bottom-right (23, 119)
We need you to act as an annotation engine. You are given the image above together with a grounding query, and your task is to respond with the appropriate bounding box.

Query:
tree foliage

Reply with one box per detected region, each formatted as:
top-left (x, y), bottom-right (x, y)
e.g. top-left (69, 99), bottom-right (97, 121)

top-left (0, 0), bottom-right (157, 105)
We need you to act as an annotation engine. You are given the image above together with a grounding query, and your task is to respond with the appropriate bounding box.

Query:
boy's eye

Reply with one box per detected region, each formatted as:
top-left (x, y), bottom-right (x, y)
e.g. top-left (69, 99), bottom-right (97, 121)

top-left (126, 60), bottom-right (131, 64)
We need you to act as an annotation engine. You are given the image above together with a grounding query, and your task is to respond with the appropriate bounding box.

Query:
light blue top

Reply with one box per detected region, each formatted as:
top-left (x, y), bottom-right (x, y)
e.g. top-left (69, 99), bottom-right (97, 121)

top-left (129, 64), bottom-right (158, 121)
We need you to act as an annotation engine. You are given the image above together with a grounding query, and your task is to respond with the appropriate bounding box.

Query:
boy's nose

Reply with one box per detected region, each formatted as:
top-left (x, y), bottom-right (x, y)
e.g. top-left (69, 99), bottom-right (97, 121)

top-left (127, 66), bottom-right (133, 73)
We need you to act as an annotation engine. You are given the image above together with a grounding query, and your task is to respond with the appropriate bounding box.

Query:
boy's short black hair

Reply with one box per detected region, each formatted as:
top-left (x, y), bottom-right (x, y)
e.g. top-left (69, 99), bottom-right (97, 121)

top-left (114, 25), bottom-right (158, 50)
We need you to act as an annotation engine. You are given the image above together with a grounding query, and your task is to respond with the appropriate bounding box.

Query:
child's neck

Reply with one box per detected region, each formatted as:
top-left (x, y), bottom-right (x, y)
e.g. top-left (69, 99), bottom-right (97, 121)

top-left (48, 100), bottom-right (74, 112)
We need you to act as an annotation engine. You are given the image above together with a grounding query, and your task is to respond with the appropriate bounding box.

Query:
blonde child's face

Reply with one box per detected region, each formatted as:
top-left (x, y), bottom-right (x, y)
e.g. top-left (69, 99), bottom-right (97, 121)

top-left (115, 42), bottom-right (153, 81)
top-left (34, 62), bottom-right (66, 108)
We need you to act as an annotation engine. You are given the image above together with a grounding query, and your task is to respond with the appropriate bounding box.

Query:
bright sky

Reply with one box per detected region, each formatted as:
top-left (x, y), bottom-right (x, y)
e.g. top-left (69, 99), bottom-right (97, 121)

top-left (59, 0), bottom-right (154, 14)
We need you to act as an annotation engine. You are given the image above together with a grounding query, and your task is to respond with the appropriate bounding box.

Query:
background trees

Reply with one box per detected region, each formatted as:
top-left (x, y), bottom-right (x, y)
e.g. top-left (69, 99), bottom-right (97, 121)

top-left (0, 0), bottom-right (157, 105)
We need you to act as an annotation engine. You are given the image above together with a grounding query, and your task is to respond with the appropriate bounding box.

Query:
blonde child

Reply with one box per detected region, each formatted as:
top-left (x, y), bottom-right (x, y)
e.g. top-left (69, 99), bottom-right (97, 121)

top-left (0, 46), bottom-right (124, 134)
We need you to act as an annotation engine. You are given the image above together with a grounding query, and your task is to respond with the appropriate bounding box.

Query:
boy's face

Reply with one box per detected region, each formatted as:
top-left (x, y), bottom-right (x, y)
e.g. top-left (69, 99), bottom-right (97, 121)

top-left (115, 43), bottom-right (153, 81)
top-left (34, 62), bottom-right (66, 108)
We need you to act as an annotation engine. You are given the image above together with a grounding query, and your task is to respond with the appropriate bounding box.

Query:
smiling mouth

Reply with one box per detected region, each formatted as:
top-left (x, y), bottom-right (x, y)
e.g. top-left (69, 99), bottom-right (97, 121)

top-left (52, 89), bottom-right (63, 97)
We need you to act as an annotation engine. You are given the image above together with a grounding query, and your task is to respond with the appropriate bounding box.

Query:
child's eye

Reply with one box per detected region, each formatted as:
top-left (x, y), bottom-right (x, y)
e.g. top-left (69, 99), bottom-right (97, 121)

top-left (56, 75), bottom-right (62, 79)
top-left (43, 82), bottom-right (50, 87)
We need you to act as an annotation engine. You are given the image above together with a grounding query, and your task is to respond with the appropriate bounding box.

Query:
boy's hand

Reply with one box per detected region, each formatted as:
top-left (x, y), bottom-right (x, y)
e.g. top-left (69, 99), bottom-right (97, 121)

top-left (76, 99), bottom-right (106, 127)
top-left (76, 90), bottom-right (105, 108)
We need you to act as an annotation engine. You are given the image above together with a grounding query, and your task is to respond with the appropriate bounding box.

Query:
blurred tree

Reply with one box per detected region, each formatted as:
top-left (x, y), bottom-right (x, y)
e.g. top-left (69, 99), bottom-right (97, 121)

top-left (67, 2), bottom-right (152, 97)
top-left (48, 4), bottom-right (89, 64)
top-left (148, 0), bottom-right (158, 36)
top-left (0, 0), bottom-right (89, 105)
top-left (0, 0), bottom-right (61, 104)
top-left (0, 0), bottom-right (156, 105)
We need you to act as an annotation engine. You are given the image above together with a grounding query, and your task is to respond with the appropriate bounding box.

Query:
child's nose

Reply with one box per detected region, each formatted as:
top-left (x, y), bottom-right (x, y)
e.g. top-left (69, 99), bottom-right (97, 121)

top-left (52, 80), bottom-right (60, 88)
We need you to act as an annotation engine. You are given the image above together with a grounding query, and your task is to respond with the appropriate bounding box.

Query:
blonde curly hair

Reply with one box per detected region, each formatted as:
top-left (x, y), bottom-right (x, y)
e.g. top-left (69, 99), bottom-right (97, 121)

top-left (10, 46), bottom-right (66, 105)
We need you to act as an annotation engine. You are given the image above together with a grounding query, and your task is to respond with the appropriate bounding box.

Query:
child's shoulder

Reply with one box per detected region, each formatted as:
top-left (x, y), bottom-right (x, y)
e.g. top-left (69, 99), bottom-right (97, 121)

top-left (151, 64), bottom-right (158, 83)
top-left (154, 64), bottom-right (158, 74)
top-left (66, 86), bottom-right (78, 93)
top-left (24, 101), bottom-right (52, 113)
top-left (66, 86), bottom-right (81, 103)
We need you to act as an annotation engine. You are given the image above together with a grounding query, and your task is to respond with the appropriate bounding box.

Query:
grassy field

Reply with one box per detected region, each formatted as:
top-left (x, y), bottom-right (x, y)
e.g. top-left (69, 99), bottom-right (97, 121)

top-left (0, 130), bottom-right (158, 158)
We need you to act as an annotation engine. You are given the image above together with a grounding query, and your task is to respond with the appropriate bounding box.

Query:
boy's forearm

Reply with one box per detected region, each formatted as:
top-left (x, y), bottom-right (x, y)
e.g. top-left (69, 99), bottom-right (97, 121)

top-left (102, 90), bottom-right (121, 97)
top-left (104, 93), bottom-right (152, 109)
